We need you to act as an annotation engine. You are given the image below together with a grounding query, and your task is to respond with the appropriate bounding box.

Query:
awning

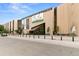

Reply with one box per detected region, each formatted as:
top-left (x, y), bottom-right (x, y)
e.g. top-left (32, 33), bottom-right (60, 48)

top-left (30, 26), bottom-right (40, 31)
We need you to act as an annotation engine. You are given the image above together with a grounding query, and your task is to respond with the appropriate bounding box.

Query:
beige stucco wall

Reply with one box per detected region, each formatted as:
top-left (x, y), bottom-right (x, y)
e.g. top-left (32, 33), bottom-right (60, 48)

top-left (8, 20), bottom-right (20, 34)
top-left (70, 4), bottom-right (79, 36)
top-left (4, 22), bottom-right (10, 32)
top-left (10, 20), bottom-right (14, 32)
top-left (3, 20), bottom-right (18, 34)
top-left (57, 4), bottom-right (70, 34)
top-left (14, 20), bottom-right (18, 31)
top-left (43, 8), bottom-right (54, 35)
top-left (28, 17), bottom-right (31, 30)
top-left (22, 17), bottom-right (31, 34)
top-left (57, 3), bottom-right (79, 36)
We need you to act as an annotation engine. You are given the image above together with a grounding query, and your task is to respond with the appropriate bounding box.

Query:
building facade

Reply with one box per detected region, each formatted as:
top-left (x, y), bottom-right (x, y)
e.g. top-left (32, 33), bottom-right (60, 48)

top-left (23, 8), bottom-right (54, 35)
top-left (57, 3), bottom-right (79, 36)
top-left (20, 3), bottom-right (79, 36)
top-left (4, 3), bottom-right (79, 36)
top-left (4, 22), bottom-right (10, 32)
top-left (22, 18), bottom-right (30, 34)
top-left (4, 20), bottom-right (22, 34)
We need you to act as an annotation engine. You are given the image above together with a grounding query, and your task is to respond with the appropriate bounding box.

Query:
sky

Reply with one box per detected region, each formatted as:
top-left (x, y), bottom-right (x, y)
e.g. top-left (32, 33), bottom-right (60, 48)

top-left (0, 3), bottom-right (61, 24)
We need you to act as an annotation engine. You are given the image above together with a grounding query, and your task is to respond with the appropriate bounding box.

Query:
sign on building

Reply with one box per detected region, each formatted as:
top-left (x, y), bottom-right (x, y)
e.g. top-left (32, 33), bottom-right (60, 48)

top-left (32, 13), bottom-right (44, 23)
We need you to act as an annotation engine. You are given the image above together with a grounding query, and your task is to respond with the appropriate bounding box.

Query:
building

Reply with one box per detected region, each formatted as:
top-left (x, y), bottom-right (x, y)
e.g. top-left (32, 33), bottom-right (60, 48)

top-left (21, 3), bottom-right (79, 36)
top-left (4, 20), bottom-right (22, 34)
top-left (21, 8), bottom-right (55, 35)
top-left (4, 3), bottom-right (79, 36)
top-left (4, 22), bottom-right (10, 32)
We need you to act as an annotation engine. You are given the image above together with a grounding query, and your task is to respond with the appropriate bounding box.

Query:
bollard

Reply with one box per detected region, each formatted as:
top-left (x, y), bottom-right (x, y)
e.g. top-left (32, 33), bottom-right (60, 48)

top-left (23, 34), bottom-right (24, 37)
top-left (61, 36), bottom-right (62, 40)
top-left (26, 34), bottom-right (27, 37)
top-left (29, 35), bottom-right (30, 38)
top-left (33, 35), bottom-right (35, 38)
top-left (20, 35), bottom-right (21, 37)
top-left (51, 35), bottom-right (53, 40)
top-left (72, 36), bottom-right (74, 42)
top-left (22, 34), bottom-right (23, 37)
top-left (38, 35), bottom-right (40, 38)
top-left (44, 35), bottom-right (45, 39)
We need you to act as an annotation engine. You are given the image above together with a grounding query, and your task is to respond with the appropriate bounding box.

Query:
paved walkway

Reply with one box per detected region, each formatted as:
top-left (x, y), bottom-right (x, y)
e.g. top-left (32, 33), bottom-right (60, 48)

top-left (6, 35), bottom-right (79, 49)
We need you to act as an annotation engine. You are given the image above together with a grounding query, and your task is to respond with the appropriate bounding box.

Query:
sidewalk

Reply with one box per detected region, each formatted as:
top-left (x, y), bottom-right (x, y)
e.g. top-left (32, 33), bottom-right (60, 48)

top-left (5, 35), bottom-right (79, 49)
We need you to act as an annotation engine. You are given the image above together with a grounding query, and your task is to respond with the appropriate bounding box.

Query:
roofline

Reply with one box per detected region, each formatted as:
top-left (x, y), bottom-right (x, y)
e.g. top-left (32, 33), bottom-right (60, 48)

top-left (3, 4), bottom-right (62, 24)
top-left (19, 7), bottom-right (56, 20)
top-left (27, 7), bottom-right (52, 17)
top-left (19, 4), bottom-right (62, 20)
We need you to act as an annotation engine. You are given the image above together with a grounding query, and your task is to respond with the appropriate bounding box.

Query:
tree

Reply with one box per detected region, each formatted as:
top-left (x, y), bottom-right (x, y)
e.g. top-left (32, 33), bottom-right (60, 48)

top-left (0, 25), bottom-right (4, 31)
top-left (0, 25), bottom-right (4, 34)
top-left (0, 25), bottom-right (9, 34)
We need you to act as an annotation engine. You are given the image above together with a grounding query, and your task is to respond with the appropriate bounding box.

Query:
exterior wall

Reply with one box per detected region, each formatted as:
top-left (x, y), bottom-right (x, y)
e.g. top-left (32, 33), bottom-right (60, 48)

top-left (57, 3), bottom-right (79, 36)
top-left (18, 20), bottom-right (22, 29)
top-left (29, 17), bottom-right (32, 30)
top-left (57, 4), bottom-right (70, 34)
top-left (10, 20), bottom-right (17, 34)
top-left (26, 18), bottom-right (30, 29)
top-left (22, 18), bottom-right (30, 34)
top-left (10, 20), bottom-right (14, 32)
top-left (4, 22), bottom-right (10, 32)
top-left (21, 17), bottom-right (31, 34)
top-left (43, 8), bottom-right (54, 35)
top-left (69, 4), bottom-right (79, 36)
top-left (4, 20), bottom-right (22, 34)
top-left (14, 20), bottom-right (18, 31)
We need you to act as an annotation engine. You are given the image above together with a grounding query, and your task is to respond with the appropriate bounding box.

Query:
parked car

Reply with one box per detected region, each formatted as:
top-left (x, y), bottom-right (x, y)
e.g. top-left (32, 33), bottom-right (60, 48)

top-left (1, 33), bottom-right (7, 36)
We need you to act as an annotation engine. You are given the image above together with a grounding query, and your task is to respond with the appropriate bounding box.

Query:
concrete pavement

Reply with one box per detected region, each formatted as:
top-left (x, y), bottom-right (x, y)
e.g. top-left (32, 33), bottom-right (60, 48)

top-left (0, 36), bottom-right (79, 55)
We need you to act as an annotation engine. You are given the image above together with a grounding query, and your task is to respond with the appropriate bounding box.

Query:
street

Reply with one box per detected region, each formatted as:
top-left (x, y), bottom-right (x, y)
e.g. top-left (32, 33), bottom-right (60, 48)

top-left (0, 36), bottom-right (79, 56)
